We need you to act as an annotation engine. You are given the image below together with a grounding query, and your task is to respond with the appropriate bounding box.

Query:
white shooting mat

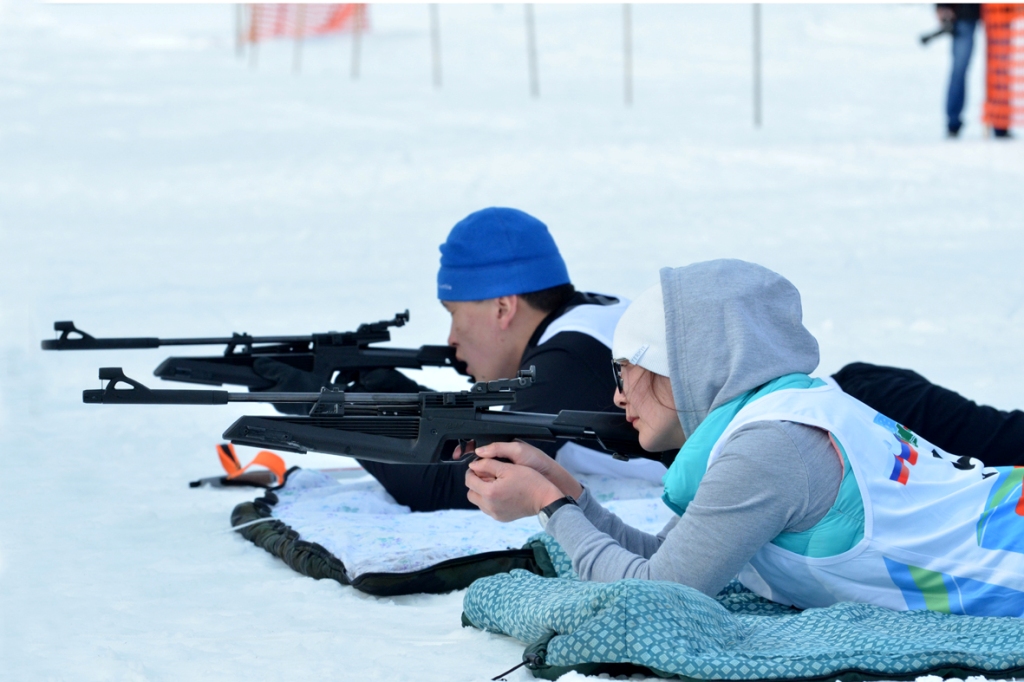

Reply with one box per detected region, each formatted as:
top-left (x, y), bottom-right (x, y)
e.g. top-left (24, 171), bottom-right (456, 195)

top-left (269, 468), bottom-right (676, 578)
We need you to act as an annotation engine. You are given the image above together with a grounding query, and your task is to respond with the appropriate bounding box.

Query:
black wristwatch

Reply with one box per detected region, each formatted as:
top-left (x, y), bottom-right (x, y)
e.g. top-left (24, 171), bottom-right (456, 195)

top-left (537, 496), bottom-right (577, 529)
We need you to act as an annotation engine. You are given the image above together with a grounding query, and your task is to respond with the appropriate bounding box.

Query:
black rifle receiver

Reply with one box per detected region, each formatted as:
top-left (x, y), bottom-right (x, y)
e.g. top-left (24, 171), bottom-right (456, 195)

top-left (82, 367), bottom-right (662, 466)
top-left (45, 312), bottom-right (464, 390)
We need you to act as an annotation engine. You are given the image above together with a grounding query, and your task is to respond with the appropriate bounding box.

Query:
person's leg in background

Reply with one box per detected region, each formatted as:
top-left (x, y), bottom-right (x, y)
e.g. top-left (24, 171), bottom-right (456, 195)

top-left (832, 362), bottom-right (1024, 467)
top-left (946, 18), bottom-right (977, 137)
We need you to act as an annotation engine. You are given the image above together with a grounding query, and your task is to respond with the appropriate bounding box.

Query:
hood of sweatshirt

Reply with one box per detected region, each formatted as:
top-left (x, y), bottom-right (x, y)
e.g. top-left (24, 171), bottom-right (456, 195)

top-left (660, 259), bottom-right (820, 439)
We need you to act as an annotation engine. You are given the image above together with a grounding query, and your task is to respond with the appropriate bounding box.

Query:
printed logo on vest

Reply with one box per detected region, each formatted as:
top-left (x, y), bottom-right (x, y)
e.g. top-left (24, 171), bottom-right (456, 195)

top-left (888, 440), bottom-right (919, 485)
top-left (875, 413), bottom-right (921, 485)
top-left (977, 467), bottom-right (1024, 554)
top-left (884, 556), bottom-right (1024, 617)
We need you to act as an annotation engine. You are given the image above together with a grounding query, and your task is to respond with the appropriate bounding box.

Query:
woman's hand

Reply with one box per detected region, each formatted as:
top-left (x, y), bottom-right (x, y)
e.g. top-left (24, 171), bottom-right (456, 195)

top-left (469, 441), bottom-right (583, 499)
top-left (465, 458), bottom-right (563, 521)
top-left (464, 441), bottom-right (584, 522)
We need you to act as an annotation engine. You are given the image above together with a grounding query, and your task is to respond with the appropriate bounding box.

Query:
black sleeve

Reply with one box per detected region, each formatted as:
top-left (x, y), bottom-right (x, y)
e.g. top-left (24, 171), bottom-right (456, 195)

top-left (937, 4), bottom-right (981, 22)
top-left (832, 362), bottom-right (1024, 467)
top-left (515, 332), bottom-right (622, 456)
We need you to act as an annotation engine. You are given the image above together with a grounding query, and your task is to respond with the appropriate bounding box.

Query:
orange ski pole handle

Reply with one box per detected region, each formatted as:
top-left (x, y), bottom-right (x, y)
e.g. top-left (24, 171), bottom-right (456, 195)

top-left (216, 443), bottom-right (288, 486)
top-left (217, 443), bottom-right (243, 475)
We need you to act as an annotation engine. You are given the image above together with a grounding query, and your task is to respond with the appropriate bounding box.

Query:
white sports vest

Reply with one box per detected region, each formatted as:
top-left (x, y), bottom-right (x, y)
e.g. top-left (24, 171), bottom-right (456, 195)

top-left (720, 381), bottom-right (1024, 617)
top-left (537, 296), bottom-right (630, 348)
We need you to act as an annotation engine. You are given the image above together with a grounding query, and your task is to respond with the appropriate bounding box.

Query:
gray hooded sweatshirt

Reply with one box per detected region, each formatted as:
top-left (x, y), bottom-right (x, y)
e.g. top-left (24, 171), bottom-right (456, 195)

top-left (546, 260), bottom-right (844, 596)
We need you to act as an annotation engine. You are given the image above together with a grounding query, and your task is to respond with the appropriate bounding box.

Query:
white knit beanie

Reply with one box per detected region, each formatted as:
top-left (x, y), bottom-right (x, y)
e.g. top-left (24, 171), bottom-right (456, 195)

top-left (611, 282), bottom-right (670, 377)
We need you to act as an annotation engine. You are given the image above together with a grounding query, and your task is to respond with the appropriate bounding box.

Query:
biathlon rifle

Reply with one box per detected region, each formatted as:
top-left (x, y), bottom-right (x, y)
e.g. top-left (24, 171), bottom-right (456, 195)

top-left (82, 366), bottom-right (665, 466)
top-left (43, 312), bottom-right (463, 390)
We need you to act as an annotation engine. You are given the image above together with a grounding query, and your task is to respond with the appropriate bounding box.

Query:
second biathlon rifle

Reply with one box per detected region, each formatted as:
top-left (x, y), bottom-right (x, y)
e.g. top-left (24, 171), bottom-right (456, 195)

top-left (43, 311), bottom-right (464, 390)
top-left (82, 366), bottom-right (670, 466)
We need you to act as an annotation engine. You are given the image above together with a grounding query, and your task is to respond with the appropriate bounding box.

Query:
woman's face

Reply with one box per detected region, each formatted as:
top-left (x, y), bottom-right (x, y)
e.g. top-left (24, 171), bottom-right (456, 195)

top-left (614, 362), bottom-right (686, 452)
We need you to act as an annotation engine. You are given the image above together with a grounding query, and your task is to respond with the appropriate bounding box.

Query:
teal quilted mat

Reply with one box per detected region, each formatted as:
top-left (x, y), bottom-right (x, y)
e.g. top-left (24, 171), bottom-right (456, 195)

top-left (463, 535), bottom-right (1024, 680)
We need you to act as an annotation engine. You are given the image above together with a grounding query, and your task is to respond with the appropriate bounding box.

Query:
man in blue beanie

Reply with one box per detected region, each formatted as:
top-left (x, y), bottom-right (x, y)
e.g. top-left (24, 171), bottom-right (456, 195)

top-left (435, 207), bottom-right (579, 383)
top-left (357, 207), bottom-right (669, 511)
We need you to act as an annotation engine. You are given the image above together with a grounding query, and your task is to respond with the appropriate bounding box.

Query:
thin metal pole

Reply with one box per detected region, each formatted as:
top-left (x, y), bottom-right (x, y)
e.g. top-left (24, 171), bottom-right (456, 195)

top-left (753, 3), bottom-right (762, 128)
top-left (430, 4), bottom-right (442, 88)
top-left (235, 4), bottom-right (245, 59)
top-left (525, 4), bottom-right (539, 98)
top-left (623, 4), bottom-right (633, 106)
top-left (248, 4), bottom-right (259, 69)
top-left (351, 7), bottom-right (362, 80)
top-left (293, 4), bottom-right (306, 75)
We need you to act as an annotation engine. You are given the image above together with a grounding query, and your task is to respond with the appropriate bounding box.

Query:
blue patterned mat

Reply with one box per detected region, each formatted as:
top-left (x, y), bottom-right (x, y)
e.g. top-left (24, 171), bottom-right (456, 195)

top-left (463, 535), bottom-right (1024, 680)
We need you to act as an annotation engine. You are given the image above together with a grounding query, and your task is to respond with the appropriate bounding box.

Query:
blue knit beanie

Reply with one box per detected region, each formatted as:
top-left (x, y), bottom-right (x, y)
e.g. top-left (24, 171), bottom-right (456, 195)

top-left (437, 207), bottom-right (571, 301)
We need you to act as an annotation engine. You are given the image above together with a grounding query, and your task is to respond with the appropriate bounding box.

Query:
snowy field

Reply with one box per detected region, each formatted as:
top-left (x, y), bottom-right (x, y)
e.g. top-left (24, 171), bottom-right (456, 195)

top-left (2, 1), bottom-right (1023, 680)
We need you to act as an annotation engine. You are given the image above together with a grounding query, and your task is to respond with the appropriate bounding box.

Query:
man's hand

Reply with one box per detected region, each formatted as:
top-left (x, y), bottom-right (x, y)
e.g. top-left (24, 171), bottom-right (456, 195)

top-left (252, 357), bottom-right (322, 415)
top-left (252, 357), bottom-right (324, 392)
top-left (936, 7), bottom-right (955, 23)
top-left (353, 368), bottom-right (424, 393)
top-left (465, 457), bottom-right (564, 522)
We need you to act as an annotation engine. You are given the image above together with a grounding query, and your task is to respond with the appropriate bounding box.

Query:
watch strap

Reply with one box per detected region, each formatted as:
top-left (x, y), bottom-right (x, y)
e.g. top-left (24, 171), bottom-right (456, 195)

top-left (538, 495), bottom-right (577, 529)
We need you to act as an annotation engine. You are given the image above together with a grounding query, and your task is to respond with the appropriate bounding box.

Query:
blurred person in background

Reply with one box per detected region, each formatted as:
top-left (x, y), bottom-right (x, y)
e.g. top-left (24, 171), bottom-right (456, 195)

top-left (937, 3), bottom-right (1011, 138)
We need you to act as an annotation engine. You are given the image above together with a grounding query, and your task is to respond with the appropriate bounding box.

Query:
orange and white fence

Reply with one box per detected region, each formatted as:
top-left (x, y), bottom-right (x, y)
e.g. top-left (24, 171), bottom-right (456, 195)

top-left (241, 4), bottom-right (368, 45)
top-left (235, 4), bottom-right (368, 74)
top-left (983, 3), bottom-right (1024, 131)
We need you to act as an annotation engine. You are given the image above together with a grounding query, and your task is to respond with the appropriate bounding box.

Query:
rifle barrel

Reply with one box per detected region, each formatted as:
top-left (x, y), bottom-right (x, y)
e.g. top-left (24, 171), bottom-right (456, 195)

top-left (226, 391), bottom-right (422, 403)
top-left (43, 315), bottom-right (416, 352)
top-left (158, 335), bottom-right (313, 347)
top-left (43, 336), bottom-right (162, 350)
top-left (44, 334), bottom-right (316, 350)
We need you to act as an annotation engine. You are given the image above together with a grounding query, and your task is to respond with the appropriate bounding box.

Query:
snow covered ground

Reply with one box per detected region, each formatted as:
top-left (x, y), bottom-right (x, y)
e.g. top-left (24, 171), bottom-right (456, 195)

top-left (1, 2), bottom-right (1022, 680)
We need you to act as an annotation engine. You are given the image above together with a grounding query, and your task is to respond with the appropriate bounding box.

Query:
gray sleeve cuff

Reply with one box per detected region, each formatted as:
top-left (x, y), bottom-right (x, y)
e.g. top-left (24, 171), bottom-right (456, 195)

top-left (576, 485), bottom-right (596, 514)
top-left (545, 503), bottom-right (654, 582)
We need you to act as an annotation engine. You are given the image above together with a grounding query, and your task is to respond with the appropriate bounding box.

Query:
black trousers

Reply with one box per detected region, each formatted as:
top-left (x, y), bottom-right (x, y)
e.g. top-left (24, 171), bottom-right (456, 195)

top-left (832, 362), bottom-right (1024, 467)
top-left (359, 458), bottom-right (476, 512)
top-left (362, 363), bottom-right (1024, 512)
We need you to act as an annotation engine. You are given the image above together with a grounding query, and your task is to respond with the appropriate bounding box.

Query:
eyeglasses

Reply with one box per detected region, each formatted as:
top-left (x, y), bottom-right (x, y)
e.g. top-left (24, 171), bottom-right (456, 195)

top-left (612, 360), bottom-right (625, 393)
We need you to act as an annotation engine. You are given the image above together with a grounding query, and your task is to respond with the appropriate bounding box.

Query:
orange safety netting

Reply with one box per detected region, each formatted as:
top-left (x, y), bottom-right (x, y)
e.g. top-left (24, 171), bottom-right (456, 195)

top-left (245, 4), bottom-right (368, 44)
top-left (983, 3), bottom-right (1024, 130)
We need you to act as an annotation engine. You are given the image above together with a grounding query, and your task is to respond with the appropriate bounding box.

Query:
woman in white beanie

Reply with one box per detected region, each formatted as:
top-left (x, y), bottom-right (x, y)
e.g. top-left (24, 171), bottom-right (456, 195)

top-left (466, 259), bottom-right (1024, 617)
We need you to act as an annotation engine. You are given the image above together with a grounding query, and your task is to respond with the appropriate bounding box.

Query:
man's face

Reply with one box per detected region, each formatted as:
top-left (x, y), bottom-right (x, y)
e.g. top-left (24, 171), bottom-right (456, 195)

top-left (442, 299), bottom-right (521, 382)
